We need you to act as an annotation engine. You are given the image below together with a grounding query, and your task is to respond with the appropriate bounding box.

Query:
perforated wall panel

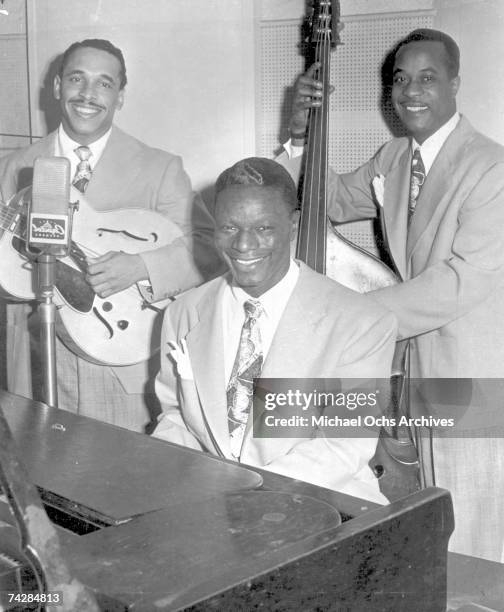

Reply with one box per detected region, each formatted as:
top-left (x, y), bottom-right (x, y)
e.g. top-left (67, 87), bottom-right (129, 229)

top-left (259, 12), bottom-right (433, 255)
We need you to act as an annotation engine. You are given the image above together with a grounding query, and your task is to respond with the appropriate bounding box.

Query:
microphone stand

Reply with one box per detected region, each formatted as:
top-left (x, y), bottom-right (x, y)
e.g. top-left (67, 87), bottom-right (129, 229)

top-left (31, 201), bottom-right (78, 409)
top-left (35, 252), bottom-right (59, 408)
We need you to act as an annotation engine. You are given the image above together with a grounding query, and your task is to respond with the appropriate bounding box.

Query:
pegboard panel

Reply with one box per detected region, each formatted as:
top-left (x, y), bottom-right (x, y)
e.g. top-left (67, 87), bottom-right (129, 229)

top-left (259, 21), bottom-right (305, 157)
top-left (0, 36), bottom-right (30, 137)
top-left (258, 12), bottom-right (433, 255)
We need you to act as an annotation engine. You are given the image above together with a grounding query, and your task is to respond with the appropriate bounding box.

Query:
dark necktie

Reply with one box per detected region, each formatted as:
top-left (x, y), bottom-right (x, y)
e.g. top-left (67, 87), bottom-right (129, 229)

top-left (408, 148), bottom-right (426, 225)
top-left (226, 299), bottom-right (264, 460)
top-left (73, 145), bottom-right (93, 193)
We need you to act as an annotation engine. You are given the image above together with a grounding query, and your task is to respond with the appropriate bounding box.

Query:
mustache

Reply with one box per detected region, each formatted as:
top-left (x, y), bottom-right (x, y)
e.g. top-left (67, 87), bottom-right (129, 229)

top-left (68, 98), bottom-right (105, 110)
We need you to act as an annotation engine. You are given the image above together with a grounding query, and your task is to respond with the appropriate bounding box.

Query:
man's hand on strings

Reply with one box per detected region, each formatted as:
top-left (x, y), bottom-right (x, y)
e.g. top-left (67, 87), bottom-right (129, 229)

top-left (289, 21), bottom-right (342, 141)
top-left (289, 63), bottom-right (335, 142)
top-left (86, 251), bottom-right (149, 298)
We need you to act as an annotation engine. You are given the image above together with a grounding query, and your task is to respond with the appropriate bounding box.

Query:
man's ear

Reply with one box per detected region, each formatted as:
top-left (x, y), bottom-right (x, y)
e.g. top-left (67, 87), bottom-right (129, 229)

top-left (450, 75), bottom-right (460, 98)
top-left (290, 209), bottom-right (300, 240)
top-left (53, 74), bottom-right (61, 100)
top-left (116, 89), bottom-right (125, 111)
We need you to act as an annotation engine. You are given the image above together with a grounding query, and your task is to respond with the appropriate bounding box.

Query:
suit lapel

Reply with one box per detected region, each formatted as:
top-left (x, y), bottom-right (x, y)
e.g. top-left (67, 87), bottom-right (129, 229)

top-left (383, 148), bottom-right (410, 279)
top-left (242, 264), bottom-right (340, 447)
top-left (84, 127), bottom-right (135, 208)
top-left (261, 288), bottom-right (312, 376)
top-left (406, 140), bottom-right (454, 264)
top-left (186, 278), bottom-right (231, 457)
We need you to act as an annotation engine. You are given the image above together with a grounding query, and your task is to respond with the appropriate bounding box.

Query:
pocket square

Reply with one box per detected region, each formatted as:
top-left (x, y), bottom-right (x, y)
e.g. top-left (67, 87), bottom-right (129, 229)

top-left (372, 174), bottom-right (385, 208)
top-left (168, 338), bottom-right (194, 381)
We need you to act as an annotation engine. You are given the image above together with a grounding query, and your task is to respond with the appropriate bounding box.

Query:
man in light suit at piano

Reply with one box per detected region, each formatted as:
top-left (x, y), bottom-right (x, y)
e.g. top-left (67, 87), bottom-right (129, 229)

top-left (0, 39), bottom-right (222, 431)
top-left (280, 29), bottom-right (504, 561)
top-left (153, 157), bottom-right (397, 503)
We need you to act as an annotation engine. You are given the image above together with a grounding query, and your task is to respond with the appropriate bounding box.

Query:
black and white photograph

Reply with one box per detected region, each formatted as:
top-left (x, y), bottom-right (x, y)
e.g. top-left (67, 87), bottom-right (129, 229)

top-left (1, 1), bottom-right (504, 610)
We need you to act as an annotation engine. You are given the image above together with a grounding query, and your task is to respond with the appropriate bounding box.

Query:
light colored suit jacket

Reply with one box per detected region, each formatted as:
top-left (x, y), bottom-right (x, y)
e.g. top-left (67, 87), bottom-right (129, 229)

top-left (154, 262), bottom-right (397, 504)
top-left (0, 126), bottom-right (222, 395)
top-left (326, 116), bottom-right (504, 379)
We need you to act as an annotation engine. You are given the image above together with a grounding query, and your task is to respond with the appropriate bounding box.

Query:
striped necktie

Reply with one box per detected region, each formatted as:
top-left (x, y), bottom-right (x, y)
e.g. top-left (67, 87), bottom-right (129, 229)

top-left (73, 145), bottom-right (93, 193)
top-left (226, 299), bottom-right (264, 460)
top-left (408, 148), bottom-right (426, 225)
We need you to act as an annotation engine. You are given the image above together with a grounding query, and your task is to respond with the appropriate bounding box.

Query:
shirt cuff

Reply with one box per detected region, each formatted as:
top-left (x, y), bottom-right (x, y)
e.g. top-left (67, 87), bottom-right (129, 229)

top-left (283, 138), bottom-right (305, 159)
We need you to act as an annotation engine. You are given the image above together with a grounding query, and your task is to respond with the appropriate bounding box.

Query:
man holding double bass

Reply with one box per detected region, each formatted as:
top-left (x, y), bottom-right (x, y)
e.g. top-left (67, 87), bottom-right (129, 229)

top-left (281, 28), bottom-right (504, 562)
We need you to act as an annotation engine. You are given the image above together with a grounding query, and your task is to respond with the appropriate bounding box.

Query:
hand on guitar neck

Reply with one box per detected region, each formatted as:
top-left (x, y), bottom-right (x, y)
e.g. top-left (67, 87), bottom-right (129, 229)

top-left (86, 251), bottom-right (149, 298)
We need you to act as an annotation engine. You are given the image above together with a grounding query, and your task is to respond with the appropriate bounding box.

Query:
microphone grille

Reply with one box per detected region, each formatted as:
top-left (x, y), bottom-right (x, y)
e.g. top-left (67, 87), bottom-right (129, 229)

top-left (32, 157), bottom-right (71, 207)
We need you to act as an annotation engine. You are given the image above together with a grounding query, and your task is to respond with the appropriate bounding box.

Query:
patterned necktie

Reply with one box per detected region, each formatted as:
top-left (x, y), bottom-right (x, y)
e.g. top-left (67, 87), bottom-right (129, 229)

top-left (408, 148), bottom-right (426, 225)
top-left (73, 145), bottom-right (93, 193)
top-left (226, 299), bottom-right (264, 460)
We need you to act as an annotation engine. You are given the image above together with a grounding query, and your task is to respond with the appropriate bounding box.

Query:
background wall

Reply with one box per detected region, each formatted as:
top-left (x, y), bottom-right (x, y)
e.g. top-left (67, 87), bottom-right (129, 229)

top-left (0, 0), bottom-right (503, 205)
top-left (0, 0), bottom-right (30, 153)
top-left (20, 0), bottom-right (256, 196)
top-left (256, 0), bottom-right (504, 148)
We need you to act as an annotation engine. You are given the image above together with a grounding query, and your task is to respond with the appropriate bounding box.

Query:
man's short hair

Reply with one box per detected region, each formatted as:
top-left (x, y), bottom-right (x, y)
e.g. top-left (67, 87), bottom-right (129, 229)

top-left (59, 39), bottom-right (127, 89)
top-left (395, 29), bottom-right (460, 78)
top-left (215, 157), bottom-right (298, 212)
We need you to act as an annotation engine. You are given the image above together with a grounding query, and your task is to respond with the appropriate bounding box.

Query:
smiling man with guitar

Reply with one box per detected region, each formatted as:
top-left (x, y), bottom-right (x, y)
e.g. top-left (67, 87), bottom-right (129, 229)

top-left (0, 39), bottom-right (222, 432)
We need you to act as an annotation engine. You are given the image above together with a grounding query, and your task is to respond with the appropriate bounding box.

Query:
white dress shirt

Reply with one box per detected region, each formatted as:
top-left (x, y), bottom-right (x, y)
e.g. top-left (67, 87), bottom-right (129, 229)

top-left (222, 259), bottom-right (300, 384)
top-left (411, 112), bottom-right (460, 174)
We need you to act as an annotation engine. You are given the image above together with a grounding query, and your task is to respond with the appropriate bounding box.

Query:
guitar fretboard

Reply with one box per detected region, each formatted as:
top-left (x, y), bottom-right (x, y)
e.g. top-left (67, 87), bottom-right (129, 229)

top-left (0, 201), bottom-right (25, 239)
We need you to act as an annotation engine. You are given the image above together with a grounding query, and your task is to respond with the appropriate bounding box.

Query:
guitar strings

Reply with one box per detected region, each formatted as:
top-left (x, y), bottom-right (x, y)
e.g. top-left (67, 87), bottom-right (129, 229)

top-left (0, 200), bottom-right (145, 301)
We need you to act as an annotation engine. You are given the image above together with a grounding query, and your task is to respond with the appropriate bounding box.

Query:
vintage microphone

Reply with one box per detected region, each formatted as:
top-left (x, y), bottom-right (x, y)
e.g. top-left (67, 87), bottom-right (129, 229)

top-left (26, 156), bottom-right (77, 408)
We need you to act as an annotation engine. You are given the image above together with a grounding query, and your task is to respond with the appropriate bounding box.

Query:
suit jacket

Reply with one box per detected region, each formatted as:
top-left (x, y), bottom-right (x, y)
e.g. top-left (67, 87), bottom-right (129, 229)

top-left (325, 116), bottom-right (504, 379)
top-left (280, 116), bottom-right (504, 560)
top-left (154, 262), bottom-right (397, 504)
top-left (0, 126), bottom-right (222, 395)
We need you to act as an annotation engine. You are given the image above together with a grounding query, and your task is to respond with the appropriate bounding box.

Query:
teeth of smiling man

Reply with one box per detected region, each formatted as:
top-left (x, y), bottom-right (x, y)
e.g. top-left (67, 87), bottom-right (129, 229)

top-left (235, 257), bottom-right (264, 265)
top-left (73, 105), bottom-right (100, 116)
top-left (406, 105), bottom-right (428, 112)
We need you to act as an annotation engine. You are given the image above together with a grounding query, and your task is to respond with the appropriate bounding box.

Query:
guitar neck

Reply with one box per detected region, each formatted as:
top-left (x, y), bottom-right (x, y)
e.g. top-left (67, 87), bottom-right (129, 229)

top-left (0, 195), bottom-right (87, 272)
top-left (0, 199), bottom-right (26, 240)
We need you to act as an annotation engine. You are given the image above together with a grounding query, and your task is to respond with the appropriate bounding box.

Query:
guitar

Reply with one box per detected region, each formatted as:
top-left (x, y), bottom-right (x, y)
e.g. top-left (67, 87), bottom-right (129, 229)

top-left (298, 0), bottom-right (420, 499)
top-left (0, 187), bottom-right (182, 366)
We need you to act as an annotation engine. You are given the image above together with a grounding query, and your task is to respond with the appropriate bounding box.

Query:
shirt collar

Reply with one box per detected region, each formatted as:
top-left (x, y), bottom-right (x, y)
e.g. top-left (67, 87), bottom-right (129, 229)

top-left (229, 258), bottom-right (300, 319)
top-left (57, 124), bottom-right (112, 168)
top-left (411, 112), bottom-right (460, 175)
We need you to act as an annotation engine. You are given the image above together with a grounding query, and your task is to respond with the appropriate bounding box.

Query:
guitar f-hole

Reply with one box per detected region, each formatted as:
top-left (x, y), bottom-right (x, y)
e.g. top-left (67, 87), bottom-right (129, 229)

top-left (92, 307), bottom-right (114, 339)
top-left (96, 228), bottom-right (159, 243)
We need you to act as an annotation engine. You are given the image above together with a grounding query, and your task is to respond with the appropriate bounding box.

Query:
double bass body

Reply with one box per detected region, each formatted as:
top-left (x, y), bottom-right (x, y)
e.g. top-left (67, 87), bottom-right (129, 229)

top-left (293, 0), bottom-right (420, 500)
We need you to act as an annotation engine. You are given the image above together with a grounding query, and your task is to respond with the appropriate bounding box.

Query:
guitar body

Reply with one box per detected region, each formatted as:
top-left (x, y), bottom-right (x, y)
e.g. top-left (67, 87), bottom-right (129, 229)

top-left (0, 190), bottom-right (182, 366)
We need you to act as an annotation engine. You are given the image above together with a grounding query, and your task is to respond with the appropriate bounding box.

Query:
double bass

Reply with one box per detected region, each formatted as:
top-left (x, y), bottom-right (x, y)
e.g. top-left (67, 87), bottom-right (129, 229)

top-left (296, 0), bottom-right (420, 499)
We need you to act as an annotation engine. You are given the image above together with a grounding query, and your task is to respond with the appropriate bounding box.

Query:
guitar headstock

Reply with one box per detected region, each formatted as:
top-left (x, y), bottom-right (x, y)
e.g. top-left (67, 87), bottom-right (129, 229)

top-left (305, 0), bottom-right (341, 48)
